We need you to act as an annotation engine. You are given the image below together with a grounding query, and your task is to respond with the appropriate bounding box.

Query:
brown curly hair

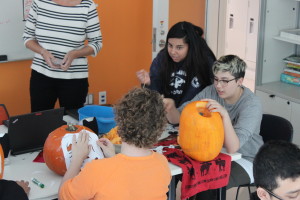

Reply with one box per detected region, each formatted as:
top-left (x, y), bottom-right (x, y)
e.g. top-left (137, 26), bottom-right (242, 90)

top-left (114, 88), bottom-right (167, 148)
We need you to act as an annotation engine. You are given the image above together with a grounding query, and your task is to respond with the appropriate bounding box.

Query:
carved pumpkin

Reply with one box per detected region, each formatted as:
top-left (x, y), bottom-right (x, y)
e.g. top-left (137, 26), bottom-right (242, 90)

top-left (43, 125), bottom-right (94, 176)
top-left (0, 145), bottom-right (4, 179)
top-left (178, 101), bottom-right (224, 161)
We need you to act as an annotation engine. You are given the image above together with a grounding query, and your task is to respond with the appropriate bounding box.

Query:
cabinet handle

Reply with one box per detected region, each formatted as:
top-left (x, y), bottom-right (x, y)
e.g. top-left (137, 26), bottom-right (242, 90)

top-left (269, 94), bottom-right (275, 98)
top-left (287, 101), bottom-right (290, 105)
top-left (249, 18), bottom-right (254, 34)
top-left (229, 14), bottom-right (234, 29)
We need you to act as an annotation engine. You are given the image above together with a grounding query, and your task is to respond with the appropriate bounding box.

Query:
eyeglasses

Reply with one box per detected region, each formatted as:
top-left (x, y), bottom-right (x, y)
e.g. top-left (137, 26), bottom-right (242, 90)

top-left (213, 77), bottom-right (237, 87)
top-left (262, 187), bottom-right (284, 200)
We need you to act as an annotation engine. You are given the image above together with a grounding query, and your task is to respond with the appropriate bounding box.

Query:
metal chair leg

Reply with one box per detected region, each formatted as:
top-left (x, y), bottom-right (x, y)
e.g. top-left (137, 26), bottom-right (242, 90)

top-left (247, 186), bottom-right (252, 198)
top-left (235, 186), bottom-right (241, 200)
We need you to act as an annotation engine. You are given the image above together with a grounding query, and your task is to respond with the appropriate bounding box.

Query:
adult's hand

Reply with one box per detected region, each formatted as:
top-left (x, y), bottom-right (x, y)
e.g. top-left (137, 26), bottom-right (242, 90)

top-left (41, 49), bottom-right (60, 69)
top-left (61, 50), bottom-right (78, 71)
top-left (97, 138), bottom-right (116, 158)
top-left (136, 69), bottom-right (150, 86)
top-left (16, 180), bottom-right (30, 196)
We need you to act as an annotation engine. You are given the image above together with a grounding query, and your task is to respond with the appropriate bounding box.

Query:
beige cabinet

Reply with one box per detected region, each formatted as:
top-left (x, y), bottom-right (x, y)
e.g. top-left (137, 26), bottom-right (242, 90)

top-left (256, 90), bottom-right (291, 121)
top-left (256, 0), bottom-right (300, 145)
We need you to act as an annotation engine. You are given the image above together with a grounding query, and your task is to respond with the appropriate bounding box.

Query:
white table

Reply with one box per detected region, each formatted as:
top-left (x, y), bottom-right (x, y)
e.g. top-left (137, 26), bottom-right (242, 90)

top-left (3, 151), bottom-right (60, 200)
top-left (0, 115), bottom-right (77, 200)
top-left (1, 119), bottom-right (241, 200)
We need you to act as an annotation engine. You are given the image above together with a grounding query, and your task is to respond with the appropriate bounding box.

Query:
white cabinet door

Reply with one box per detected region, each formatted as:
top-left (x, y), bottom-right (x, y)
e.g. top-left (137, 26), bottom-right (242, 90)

top-left (256, 90), bottom-right (292, 121)
top-left (245, 0), bottom-right (259, 62)
top-left (224, 0), bottom-right (248, 59)
top-left (291, 102), bottom-right (300, 146)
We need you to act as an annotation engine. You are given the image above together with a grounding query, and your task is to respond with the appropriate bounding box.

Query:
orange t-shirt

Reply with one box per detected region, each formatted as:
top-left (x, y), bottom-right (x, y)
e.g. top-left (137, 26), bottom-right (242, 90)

top-left (59, 152), bottom-right (171, 200)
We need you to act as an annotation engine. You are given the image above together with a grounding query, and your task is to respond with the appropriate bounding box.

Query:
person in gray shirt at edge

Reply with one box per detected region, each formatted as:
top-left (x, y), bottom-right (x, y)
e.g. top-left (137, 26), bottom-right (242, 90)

top-left (164, 54), bottom-right (264, 199)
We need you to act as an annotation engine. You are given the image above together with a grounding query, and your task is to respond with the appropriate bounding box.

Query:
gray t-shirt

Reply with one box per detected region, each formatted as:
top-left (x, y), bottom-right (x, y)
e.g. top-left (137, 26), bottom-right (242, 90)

top-left (179, 85), bottom-right (263, 162)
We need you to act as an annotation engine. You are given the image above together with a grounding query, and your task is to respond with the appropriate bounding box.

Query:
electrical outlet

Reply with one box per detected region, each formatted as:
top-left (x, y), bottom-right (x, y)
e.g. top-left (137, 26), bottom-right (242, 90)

top-left (99, 91), bottom-right (106, 105)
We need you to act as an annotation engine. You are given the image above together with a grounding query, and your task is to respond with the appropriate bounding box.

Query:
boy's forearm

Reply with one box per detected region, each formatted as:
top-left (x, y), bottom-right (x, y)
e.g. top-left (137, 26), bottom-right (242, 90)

top-left (59, 158), bottom-right (83, 190)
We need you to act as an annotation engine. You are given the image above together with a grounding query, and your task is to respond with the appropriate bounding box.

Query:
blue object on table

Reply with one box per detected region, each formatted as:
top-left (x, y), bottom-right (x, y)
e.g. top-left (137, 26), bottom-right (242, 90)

top-left (78, 105), bottom-right (116, 134)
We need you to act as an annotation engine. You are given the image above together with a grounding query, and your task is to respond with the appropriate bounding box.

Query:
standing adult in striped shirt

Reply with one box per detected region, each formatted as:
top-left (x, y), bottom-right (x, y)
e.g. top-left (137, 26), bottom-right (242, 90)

top-left (23, 0), bottom-right (102, 112)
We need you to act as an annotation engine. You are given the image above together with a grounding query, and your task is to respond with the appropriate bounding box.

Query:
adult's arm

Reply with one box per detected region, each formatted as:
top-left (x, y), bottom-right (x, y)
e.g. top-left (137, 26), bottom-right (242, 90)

top-left (61, 1), bottom-right (102, 70)
top-left (22, 0), bottom-right (60, 69)
top-left (25, 40), bottom-right (57, 69)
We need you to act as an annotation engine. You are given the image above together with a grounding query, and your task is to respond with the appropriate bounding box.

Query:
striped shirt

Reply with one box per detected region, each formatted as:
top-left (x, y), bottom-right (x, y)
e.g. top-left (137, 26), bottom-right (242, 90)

top-left (23, 0), bottom-right (102, 79)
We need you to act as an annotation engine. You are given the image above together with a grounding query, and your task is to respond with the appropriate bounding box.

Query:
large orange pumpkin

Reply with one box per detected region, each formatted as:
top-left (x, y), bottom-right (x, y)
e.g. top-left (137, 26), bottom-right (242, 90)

top-left (178, 101), bottom-right (224, 161)
top-left (0, 145), bottom-right (4, 179)
top-left (43, 124), bottom-right (94, 176)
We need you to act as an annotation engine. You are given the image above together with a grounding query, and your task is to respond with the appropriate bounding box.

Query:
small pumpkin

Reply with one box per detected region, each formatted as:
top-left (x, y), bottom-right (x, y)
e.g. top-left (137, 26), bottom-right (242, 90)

top-left (43, 124), bottom-right (94, 176)
top-left (102, 126), bottom-right (122, 144)
top-left (0, 144), bottom-right (4, 179)
top-left (178, 101), bottom-right (224, 161)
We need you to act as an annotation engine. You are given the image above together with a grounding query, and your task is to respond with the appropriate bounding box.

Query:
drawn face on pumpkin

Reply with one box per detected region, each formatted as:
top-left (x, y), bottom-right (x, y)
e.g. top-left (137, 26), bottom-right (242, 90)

top-left (61, 131), bottom-right (104, 169)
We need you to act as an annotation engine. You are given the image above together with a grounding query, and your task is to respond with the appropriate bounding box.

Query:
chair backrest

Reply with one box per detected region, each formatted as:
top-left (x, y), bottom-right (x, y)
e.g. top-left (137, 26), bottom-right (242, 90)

top-left (259, 114), bottom-right (293, 143)
top-left (0, 104), bottom-right (9, 125)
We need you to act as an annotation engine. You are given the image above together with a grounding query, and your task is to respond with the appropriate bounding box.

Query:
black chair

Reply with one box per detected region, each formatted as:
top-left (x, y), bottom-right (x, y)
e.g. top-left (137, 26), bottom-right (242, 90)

top-left (235, 114), bottom-right (293, 200)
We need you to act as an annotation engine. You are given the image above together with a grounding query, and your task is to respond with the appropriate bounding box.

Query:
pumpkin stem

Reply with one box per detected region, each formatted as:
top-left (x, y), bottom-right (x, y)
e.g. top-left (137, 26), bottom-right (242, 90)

top-left (66, 124), bottom-right (78, 132)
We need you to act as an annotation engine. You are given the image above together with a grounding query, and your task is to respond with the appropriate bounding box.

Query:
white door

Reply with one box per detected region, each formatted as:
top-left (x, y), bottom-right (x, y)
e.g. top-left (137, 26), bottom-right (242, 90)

top-left (152, 0), bottom-right (169, 60)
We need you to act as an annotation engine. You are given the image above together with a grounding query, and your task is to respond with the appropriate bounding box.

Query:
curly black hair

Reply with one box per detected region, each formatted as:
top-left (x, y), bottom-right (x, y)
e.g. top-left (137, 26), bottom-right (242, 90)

top-left (114, 88), bottom-right (167, 148)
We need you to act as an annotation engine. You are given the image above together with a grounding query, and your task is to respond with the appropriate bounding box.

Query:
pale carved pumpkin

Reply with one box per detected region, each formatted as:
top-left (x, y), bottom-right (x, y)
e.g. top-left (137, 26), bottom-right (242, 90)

top-left (178, 101), bottom-right (224, 161)
top-left (43, 125), bottom-right (94, 176)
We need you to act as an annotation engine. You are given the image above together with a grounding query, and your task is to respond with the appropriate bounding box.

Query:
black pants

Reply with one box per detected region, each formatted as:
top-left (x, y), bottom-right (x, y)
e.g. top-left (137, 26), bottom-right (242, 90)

top-left (30, 70), bottom-right (88, 112)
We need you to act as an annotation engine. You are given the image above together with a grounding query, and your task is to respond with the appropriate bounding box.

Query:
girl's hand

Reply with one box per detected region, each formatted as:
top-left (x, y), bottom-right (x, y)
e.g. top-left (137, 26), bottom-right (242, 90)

top-left (136, 69), bottom-right (150, 86)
